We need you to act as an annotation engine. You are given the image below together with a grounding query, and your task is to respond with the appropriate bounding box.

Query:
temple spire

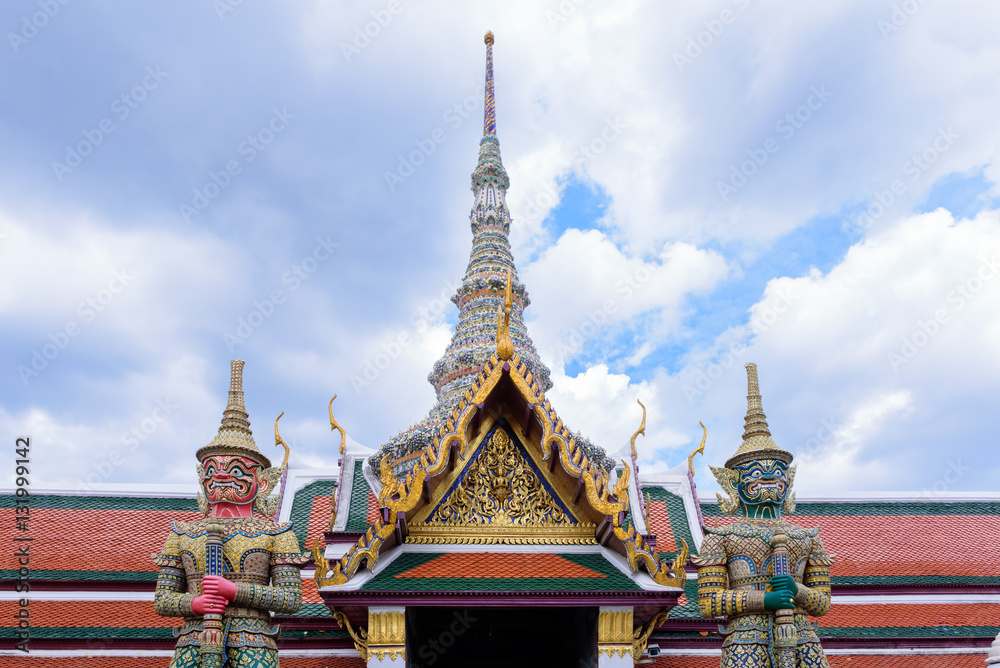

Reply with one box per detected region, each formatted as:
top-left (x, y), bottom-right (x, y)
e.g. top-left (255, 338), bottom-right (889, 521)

top-left (483, 31), bottom-right (496, 136)
top-left (374, 32), bottom-right (551, 474)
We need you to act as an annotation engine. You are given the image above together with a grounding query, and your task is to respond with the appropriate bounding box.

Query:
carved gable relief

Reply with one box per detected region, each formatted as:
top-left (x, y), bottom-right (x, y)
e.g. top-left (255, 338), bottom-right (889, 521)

top-left (407, 424), bottom-right (596, 544)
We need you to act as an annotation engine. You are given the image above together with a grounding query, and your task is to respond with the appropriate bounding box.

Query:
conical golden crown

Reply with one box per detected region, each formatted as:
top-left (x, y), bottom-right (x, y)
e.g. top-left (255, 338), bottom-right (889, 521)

top-left (724, 363), bottom-right (792, 468)
top-left (196, 360), bottom-right (271, 468)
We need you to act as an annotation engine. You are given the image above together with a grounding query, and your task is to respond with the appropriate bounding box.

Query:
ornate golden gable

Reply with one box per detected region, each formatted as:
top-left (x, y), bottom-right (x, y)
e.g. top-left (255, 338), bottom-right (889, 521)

top-left (312, 351), bottom-right (686, 588)
top-left (407, 426), bottom-right (596, 545)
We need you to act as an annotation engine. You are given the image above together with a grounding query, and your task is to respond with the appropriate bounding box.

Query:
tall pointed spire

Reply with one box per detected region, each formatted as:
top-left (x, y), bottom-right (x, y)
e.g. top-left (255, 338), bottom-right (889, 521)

top-left (483, 31), bottom-right (496, 136)
top-left (724, 363), bottom-right (791, 469)
top-left (374, 33), bottom-right (552, 472)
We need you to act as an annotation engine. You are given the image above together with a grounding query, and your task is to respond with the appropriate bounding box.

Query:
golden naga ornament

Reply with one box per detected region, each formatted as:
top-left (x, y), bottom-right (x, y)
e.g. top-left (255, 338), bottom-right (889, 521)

top-left (688, 421), bottom-right (706, 477)
top-left (630, 399), bottom-right (646, 461)
top-left (328, 394), bottom-right (347, 456)
top-left (332, 608), bottom-right (369, 661)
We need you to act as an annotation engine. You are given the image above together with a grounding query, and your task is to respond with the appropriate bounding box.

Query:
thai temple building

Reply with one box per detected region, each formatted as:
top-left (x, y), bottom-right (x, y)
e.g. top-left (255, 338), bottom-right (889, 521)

top-left (3, 32), bottom-right (1000, 668)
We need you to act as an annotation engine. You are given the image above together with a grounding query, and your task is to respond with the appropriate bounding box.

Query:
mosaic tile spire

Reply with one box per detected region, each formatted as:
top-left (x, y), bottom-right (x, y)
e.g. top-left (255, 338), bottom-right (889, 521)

top-left (374, 32), bottom-right (553, 471)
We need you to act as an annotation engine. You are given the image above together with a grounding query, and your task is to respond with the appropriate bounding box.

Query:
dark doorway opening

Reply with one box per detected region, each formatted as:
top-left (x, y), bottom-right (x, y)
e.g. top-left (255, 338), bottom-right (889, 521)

top-left (406, 606), bottom-right (597, 668)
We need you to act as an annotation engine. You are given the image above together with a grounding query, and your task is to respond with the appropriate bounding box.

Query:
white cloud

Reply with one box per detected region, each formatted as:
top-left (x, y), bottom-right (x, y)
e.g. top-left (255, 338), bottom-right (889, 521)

top-left (682, 207), bottom-right (1000, 492)
top-left (522, 228), bottom-right (730, 368)
top-left (3, 1), bottom-right (1000, 497)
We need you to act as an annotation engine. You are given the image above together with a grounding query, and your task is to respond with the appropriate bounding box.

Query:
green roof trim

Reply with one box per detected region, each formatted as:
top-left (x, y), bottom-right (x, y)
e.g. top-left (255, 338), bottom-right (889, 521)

top-left (0, 569), bottom-right (157, 581)
top-left (701, 500), bottom-right (1000, 517)
top-left (0, 494), bottom-right (199, 512)
top-left (0, 627), bottom-right (175, 640)
top-left (279, 628), bottom-right (350, 639)
top-left (817, 625), bottom-right (1000, 639)
top-left (291, 603), bottom-right (334, 618)
top-left (288, 479), bottom-right (337, 552)
top-left (345, 460), bottom-right (374, 533)
top-left (359, 552), bottom-right (643, 592)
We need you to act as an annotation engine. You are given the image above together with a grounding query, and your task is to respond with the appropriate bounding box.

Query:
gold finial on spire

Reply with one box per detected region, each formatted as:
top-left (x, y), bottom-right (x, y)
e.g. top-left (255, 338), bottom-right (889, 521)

top-left (328, 395), bottom-right (347, 456)
top-left (495, 270), bottom-right (514, 360)
top-left (629, 399), bottom-right (646, 461)
top-left (723, 363), bottom-right (792, 469)
top-left (687, 421), bottom-right (706, 477)
top-left (483, 31), bottom-right (496, 136)
top-left (197, 360), bottom-right (271, 468)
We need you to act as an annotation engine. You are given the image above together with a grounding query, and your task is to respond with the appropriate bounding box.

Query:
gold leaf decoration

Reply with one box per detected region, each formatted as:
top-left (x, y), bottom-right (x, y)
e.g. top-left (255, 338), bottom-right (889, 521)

top-left (408, 428), bottom-right (595, 544)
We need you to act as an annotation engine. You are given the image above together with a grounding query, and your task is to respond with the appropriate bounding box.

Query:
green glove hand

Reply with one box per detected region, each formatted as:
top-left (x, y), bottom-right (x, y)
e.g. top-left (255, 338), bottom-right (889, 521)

top-left (764, 590), bottom-right (796, 611)
top-left (769, 574), bottom-right (797, 594)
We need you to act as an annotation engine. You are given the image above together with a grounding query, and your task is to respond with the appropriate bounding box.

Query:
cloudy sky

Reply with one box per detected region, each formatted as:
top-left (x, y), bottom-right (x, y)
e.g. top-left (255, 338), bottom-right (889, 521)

top-left (2, 0), bottom-right (998, 497)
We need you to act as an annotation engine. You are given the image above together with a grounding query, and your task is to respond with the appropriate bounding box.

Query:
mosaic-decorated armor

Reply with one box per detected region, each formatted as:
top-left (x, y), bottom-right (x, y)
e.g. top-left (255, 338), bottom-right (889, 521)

top-left (153, 361), bottom-right (307, 668)
top-left (693, 364), bottom-right (833, 668)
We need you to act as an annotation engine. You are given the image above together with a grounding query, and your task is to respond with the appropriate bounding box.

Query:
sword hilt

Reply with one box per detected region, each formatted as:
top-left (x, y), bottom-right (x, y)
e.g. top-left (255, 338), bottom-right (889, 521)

top-left (202, 521), bottom-right (226, 668)
top-left (770, 527), bottom-right (797, 668)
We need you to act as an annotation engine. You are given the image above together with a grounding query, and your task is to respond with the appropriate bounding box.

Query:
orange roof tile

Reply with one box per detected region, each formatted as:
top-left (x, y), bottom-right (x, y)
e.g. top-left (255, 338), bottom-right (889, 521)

top-left (0, 600), bottom-right (173, 628)
top-left (300, 573), bottom-right (324, 605)
top-left (366, 489), bottom-right (379, 525)
top-left (647, 500), bottom-right (679, 552)
top-left (307, 494), bottom-right (332, 548)
top-left (394, 552), bottom-right (607, 579)
top-left (0, 508), bottom-right (203, 574)
top-left (707, 513), bottom-right (1000, 578)
top-left (820, 603), bottom-right (1000, 628)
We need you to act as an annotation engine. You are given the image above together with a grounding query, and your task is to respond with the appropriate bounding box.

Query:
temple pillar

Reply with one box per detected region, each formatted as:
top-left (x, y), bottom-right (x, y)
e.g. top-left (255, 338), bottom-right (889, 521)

top-left (367, 606), bottom-right (406, 667)
top-left (597, 606), bottom-right (634, 667)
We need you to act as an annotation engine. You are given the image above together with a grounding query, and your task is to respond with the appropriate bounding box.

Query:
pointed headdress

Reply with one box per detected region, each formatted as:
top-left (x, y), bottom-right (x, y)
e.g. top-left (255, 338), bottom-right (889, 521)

top-left (724, 363), bottom-right (792, 469)
top-left (196, 360), bottom-right (272, 468)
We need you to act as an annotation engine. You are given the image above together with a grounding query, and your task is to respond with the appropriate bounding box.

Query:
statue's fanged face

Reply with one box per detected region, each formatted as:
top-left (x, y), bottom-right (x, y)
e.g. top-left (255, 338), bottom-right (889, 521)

top-left (734, 458), bottom-right (788, 506)
top-left (200, 455), bottom-right (264, 505)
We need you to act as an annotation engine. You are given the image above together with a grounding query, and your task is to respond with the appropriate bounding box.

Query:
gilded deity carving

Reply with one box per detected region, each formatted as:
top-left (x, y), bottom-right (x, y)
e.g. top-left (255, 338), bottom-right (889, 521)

top-left (407, 425), bottom-right (596, 544)
top-left (431, 428), bottom-right (569, 528)
top-left (692, 364), bottom-right (833, 668)
top-left (152, 361), bottom-right (307, 668)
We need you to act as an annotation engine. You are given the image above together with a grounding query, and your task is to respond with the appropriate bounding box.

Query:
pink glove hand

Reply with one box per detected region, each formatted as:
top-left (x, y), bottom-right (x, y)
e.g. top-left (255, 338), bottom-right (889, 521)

top-left (191, 594), bottom-right (228, 616)
top-left (202, 575), bottom-right (238, 601)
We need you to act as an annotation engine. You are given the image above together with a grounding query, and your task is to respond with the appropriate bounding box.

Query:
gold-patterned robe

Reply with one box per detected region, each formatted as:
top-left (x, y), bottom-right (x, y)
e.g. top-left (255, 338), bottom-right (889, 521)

top-left (152, 516), bottom-right (309, 655)
top-left (691, 519), bottom-right (833, 668)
